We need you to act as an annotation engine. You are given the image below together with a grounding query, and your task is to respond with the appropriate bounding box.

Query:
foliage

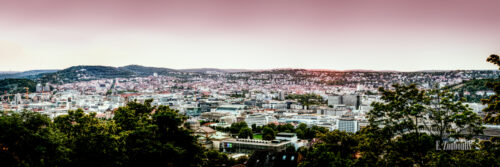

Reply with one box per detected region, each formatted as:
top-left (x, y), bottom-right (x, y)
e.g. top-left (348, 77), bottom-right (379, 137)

top-left (262, 127), bottom-right (276, 140)
top-left (230, 121), bottom-right (248, 134)
top-left (426, 89), bottom-right (484, 150)
top-left (286, 93), bottom-right (325, 108)
top-left (0, 79), bottom-right (36, 95)
top-left (0, 100), bottom-right (246, 167)
top-left (0, 111), bottom-right (69, 166)
top-left (299, 130), bottom-right (358, 167)
top-left (38, 65), bottom-right (175, 84)
top-left (482, 54), bottom-right (500, 124)
top-left (238, 127), bottom-right (253, 139)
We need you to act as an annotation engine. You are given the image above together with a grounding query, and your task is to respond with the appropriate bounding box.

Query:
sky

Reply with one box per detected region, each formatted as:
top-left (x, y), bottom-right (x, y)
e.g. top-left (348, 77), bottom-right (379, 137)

top-left (1, 0), bottom-right (500, 71)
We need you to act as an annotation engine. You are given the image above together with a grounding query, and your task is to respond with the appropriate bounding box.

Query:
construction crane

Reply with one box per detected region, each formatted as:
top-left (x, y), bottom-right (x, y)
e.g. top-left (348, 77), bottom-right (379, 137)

top-left (24, 87), bottom-right (29, 99)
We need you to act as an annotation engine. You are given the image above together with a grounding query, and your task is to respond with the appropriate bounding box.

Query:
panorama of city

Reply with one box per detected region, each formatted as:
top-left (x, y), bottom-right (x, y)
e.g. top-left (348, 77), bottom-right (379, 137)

top-left (2, 0), bottom-right (500, 167)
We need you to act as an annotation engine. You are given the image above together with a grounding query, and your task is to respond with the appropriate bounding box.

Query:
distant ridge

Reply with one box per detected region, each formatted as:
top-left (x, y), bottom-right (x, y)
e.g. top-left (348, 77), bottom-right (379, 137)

top-left (0, 70), bottom-right (59, 79)
top-left (177, 68), bottom-right (254, 73)
top-left (3, 65), bottom-right (499, 84)
top-left (37, 65), bottom-right (179, 83)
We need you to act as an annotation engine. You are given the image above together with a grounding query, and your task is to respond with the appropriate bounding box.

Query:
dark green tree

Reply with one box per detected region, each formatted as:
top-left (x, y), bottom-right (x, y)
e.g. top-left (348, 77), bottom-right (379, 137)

top-left (238, 127), bottom-right (253, 139)
top-left (262, 127), bottom-right (276, 140)
top-left (482, 54), bottom-right (500, 124)
top-left (0, 111), bottom-right (69, 166)
top-left (426, 89), bottom-right (484, 150)
top-left (299, 130), bottom-right (358, 167)
top-left (54, 109), bottom-right (125, 167)
top-left (230, 121), bottom-right (248, 134)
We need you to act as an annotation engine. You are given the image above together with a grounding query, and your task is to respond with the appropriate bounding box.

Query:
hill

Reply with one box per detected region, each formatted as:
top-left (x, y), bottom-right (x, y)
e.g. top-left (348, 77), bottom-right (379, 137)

top-left (37, 65), bottom-right (180, 83)
top-left (38, 66), bottom-right (135, 83)
top-left (118, 65), bottom-right (176, 75)
top-left (178, 68), bottom-right (252, 73)
top-left (0, 78), bottom-right (36, 95)
top-left (446, 78), bottom-right (500, 93)
top-left (0, 70), bottom-right (58, 79)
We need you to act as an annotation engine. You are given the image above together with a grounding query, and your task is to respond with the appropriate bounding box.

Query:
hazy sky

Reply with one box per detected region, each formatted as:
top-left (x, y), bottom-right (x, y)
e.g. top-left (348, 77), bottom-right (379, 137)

top-left (1, 0), bottom-right (500, 71)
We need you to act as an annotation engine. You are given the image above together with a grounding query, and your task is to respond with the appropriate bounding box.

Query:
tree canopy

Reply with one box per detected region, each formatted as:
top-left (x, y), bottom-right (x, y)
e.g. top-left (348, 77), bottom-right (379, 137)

top-left (0, 100), bottom-right (245, 167)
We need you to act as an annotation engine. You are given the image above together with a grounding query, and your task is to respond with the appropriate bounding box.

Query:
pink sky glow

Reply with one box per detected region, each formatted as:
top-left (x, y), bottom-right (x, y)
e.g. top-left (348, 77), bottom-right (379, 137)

top-left (1, 0), bottom-right (500, 71)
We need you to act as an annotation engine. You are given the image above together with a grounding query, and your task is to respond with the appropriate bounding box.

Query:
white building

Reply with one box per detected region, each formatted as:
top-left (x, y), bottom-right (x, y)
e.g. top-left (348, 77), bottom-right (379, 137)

top-left (215, 104), bottom-right (246, 116)
top-left (337, 118), bottom-right (359, 133)
top-left (245, 114), bottom-right (278, 127)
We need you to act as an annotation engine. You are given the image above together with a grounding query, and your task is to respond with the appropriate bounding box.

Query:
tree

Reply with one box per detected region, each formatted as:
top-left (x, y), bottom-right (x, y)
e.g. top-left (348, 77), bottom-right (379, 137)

top-left (299, 130), bottom-right (358, 167)
top-left (369, 84), bottom-right (427, 138)
top-left (426, 89), bottom-right (484, 150)
top-left (277, 123), bottom-right (294, 133)
top-left (482, 54), bottom-right (500, 124)
top-left (0, 100), bottom-right (250, 167)
top-left (230, 122), bottom-right (248, 134)
top-left (368, 84), bottom-right (429, 165)
top-left (115, 101), bottom-right (204, 167)
top-left (262, 127), bottom-right (276, 140)
top-left (238, 127), bottom-right (253, 139)
top-left (54, 109), bottom-right (125, 167)
top-left (0, 111), bottom-right (69, 166)
top-left (286, 93), bottom-right (324, 109)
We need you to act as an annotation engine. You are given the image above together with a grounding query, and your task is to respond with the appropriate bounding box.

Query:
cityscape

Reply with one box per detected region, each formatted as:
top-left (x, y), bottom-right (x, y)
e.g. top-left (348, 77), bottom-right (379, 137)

top-left (2, 0), bottom-right (500, 167)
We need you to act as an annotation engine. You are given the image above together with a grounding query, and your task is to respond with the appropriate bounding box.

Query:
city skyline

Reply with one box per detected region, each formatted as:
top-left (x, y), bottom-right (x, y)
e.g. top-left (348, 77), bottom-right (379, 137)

top-left (1, 0), bottom-right (500, 71)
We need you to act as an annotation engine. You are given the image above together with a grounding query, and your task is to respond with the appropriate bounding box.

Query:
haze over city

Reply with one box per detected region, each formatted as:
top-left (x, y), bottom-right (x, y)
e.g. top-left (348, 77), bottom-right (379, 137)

top-left (1, 0), bottom-right (500, 71)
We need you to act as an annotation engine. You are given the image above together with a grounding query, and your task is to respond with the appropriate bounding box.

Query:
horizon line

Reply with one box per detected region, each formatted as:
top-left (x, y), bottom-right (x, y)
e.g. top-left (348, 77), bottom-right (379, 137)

top-left (0, 64), bottom-right (498, 73)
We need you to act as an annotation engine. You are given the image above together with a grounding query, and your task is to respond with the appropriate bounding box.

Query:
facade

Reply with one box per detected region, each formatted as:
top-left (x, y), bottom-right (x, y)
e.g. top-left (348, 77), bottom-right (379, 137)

top-left (220, 139), bottom-right (292, 154)
top-left (36, 83), bottom-right (43, 93)
top-left (215, 104), bottom-right (246, 116)
top-left (327, 95), bottom-right (342, 107)
top-left (245, 114), bottom-right (278, 127)
top-left (276, 133), bottom-right (298, 142)
top-left (328, 95), bottom-right (361, 109)
top-left (337, 118), bottom-right (359, 133)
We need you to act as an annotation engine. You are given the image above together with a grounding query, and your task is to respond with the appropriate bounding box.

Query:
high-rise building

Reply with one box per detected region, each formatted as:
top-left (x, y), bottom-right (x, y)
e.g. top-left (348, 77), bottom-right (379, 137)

top-left (343, 95), bottom-right (360, 109)
top-left (36, 83), bottom-right (43, 93)
top-left (14, 93), bottom-right (22, 104)
top-left (327, 95), bottom-right (342, 107)
top-left (43, 84), bottom-right (50, 92)
top-left (328, 95), bottom-right (361, 109)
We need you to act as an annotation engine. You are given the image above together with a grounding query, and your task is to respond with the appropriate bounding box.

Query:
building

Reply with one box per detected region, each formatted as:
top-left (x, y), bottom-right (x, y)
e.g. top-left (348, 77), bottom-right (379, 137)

top-left (275, 133), bottom-right (298, 142)
top-left (201, 112), bottom-right (231, 122)
top-left (195, 126), bottom-right (217, 138)
top-left (43, 84), bottom-right (50, 92)
top-left (36, 83), bottom-right (43, 93)
top-left (245, 114), bottom-right (278, 127)
top-left (215, 104), bottom-right (246, 116)
top-left (327, 95), bottom-right (361, 109)
top-left (220, 139), bottom-right (292, 154)
top-left (327, 95), bottom-right (342, 107)
top-left (337, 117), bottom-right (359, 133)
top-left (246, 151), bottom-right (298, 167)
top-left (343, 95), bottom-right (361, 110)
top-left (276, 133), bottom-right (306, 150)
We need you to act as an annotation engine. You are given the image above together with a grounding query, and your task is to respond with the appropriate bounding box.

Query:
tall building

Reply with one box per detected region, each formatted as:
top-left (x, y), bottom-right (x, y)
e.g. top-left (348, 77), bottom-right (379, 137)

top-left (36, 83), bottom-right (43, 93)
top-left (328, 95), bottom-right (361, 109)
top-left (43, 84), bottom-right (50, 92)
top-left (343, 95), bottom-right (361, 109)
top-left (327, 95), bottom-right (342, 107)
top-left (278, 91), bottom-right (286, 100)
top-left (14, 93), bottom-right (22, 104)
